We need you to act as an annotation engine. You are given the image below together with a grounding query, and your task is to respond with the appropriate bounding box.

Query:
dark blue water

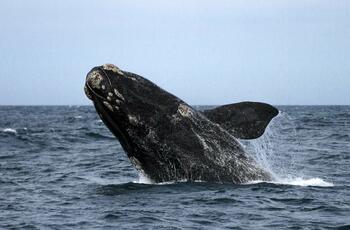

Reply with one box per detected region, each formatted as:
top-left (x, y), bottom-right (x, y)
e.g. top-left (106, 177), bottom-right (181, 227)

top-left (1, 106), bottom-right (349, 229)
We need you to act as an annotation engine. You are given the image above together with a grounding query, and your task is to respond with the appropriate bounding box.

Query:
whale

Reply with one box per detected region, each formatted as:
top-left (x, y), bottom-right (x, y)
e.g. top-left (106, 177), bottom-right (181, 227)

top-left (84, 64), bottom-right (278, 183)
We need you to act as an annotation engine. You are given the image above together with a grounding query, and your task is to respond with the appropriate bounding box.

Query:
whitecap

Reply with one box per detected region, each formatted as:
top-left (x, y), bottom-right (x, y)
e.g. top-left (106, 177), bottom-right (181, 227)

top-left (2, 128), bottom-right (17, 134)
top-left (276, 177), bottom-right (334, 187)
top-left (247, 177), bottom-right (334, 187)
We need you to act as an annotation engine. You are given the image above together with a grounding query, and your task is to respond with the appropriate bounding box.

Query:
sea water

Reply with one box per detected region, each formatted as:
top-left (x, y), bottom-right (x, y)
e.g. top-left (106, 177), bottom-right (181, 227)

top-left (0, 106), bottom-right (349, 229)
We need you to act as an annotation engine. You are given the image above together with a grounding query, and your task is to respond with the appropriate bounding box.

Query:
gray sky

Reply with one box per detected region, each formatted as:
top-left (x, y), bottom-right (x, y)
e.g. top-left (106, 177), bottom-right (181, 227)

top-left (0, 0), bottom-right (349, 105)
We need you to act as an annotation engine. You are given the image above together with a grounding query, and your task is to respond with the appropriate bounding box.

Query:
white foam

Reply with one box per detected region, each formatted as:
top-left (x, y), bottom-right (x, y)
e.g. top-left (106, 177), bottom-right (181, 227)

top-left (135, 173), bottom-right (206, 185)
top-left (2, 128), bottom-right (17, 134)
top-left (74, 115), bottom-right (83, 119)
top-left (276, 177), bottom-right (334, 187)
top-left (248, 177), bottom-right (334, 187)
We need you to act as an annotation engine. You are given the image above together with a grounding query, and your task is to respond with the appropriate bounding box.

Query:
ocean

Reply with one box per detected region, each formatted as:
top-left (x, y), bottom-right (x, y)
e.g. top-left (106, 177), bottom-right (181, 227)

top-left (0, 105), bottom-right (349, 229)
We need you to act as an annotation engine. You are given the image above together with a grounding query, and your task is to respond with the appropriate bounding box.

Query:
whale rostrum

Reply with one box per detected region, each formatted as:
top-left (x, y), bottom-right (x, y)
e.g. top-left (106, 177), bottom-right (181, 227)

top-left (84, 64), bottom-right (279, 183)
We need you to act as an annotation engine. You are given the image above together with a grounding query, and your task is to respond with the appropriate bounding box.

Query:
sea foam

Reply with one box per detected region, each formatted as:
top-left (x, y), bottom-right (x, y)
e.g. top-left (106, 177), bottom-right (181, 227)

top-left (2, 128), bottom-right (17, 134)
top-left (248, 177), bottom-right (334, 187)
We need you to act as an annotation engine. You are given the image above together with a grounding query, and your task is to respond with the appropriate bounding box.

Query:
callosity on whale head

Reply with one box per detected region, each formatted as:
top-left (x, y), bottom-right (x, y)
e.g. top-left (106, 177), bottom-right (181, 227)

top-left (85, 64), bottom-right (278, 183)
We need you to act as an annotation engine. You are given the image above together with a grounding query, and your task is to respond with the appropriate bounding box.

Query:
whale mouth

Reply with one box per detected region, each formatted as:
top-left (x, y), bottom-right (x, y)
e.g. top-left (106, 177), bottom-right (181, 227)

top-left (93, 99), bottom-right (134, 155)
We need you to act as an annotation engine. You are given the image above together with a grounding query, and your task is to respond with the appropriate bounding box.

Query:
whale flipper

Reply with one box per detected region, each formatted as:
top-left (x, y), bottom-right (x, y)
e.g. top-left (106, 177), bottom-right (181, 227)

top-left (203, 102), bottom-right (279, 139)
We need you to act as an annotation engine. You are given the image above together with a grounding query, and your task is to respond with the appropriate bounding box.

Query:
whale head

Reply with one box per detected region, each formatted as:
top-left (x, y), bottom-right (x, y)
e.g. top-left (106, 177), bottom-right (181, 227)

top-left (84, 64), bottom-right (182, 176)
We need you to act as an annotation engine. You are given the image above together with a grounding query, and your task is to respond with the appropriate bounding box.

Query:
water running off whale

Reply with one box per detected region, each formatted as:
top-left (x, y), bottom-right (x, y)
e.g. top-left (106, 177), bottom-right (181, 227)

top-left (84, 63), bottom-right (300, 184)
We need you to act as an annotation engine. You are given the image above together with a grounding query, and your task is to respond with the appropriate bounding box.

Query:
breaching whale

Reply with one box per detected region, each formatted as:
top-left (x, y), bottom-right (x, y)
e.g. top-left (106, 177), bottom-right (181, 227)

top-left (84, 64), bottom-right (278, 183)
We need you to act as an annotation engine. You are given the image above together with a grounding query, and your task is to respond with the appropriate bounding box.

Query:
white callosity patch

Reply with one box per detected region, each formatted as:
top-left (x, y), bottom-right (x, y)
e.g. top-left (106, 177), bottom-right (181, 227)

top-left (128, 115), bottom-right (138, 126)
top-left (107, 92), bottom-right (113, 101)
top-left (114, 89), bottom-right (125, 101)
top-left (102, 63), bottom-right (124, 75)
top-left (87, 70), bottom-right (103, 89)
top-left (177, 104), bottom-right (194, 117)
top-left (103, 101), bottom-right (113, 112)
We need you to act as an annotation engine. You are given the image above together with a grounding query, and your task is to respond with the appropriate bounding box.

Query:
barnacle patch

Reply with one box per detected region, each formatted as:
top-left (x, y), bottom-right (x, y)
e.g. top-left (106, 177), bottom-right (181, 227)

top-left (178, 104), bottom-right (194, 117)
top-left (102, 63), bottom-right (124, 75)
top-left (87, 71), bottom-right (103, 89)
top-left (103, 101), bottom-right (114, 112)
top-left (114, 89), bottom-right (125, 101)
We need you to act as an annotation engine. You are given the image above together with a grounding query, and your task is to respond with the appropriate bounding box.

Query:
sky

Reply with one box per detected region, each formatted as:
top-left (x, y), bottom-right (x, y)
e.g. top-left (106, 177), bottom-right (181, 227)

top-left (0, 0), bottom-right (349, 105)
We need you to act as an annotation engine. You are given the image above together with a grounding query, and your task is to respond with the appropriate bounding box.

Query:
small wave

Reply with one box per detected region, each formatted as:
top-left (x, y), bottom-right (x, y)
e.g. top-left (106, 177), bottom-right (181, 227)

top-left (79, 175), bottom-right (127, 185)
top-left (74, 115), bottom-right (83, 119)
top-left (85, 132), bottom-right (114, 140)
top-left (248, 177), bottom-right (334, 187)
top-left (327, 133), bottom-right (350, 141)
top-left (2, 128), bottom-right (17, 135)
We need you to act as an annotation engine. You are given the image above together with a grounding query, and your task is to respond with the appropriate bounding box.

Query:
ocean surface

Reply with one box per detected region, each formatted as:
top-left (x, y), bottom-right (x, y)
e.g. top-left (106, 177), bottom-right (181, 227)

top-left (0, 105), bottom-right (349, 229)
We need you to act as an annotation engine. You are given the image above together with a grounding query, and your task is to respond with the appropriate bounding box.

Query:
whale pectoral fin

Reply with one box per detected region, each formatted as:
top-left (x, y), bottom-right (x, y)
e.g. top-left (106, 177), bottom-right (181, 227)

top-left (203, 101), bottom-right (279, 139)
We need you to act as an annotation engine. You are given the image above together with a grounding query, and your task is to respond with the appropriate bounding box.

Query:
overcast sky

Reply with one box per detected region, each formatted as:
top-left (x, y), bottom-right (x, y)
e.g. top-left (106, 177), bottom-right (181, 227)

top-left (0, 0), bottom-right (349, 105)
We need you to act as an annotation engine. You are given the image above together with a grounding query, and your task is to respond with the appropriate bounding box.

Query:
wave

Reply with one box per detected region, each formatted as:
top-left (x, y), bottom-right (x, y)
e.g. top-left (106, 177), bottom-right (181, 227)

top-left (79, 175), bottom-right (129, 185)
top-left (84, 132), bottom-right (115, 140)
top-left (92, 175), bottom-right (334, 188)
top-left (134, 171), bottom-right (335, 187)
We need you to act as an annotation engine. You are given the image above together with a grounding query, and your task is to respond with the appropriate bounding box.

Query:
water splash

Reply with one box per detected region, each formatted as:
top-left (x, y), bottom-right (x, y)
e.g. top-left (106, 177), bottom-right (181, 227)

top-left (136, 172), bottom-right (154, 184)
top-left (136, 110), bottom-right (335, 187)
top-left (243, 111), bottom-right (334, 187)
